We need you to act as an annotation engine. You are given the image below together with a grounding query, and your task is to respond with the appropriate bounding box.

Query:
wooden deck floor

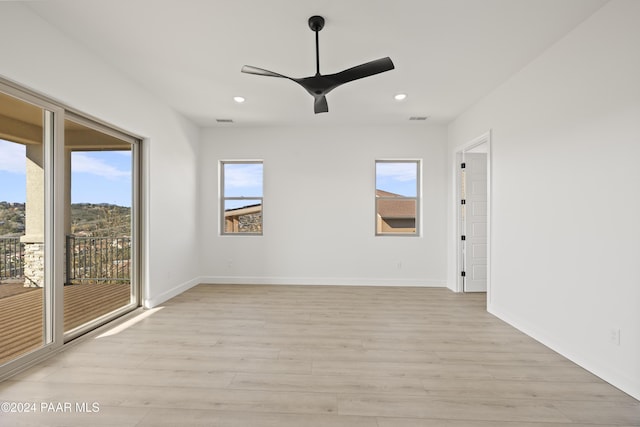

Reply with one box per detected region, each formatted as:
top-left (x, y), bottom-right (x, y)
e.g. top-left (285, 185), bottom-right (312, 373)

top-left (0, 283), bottom-right (131, 365)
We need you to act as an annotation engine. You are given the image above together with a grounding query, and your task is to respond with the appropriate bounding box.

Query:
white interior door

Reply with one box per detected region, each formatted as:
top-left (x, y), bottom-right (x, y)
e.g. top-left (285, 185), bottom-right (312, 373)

top-left (463, 152), bottom-right (487, 292)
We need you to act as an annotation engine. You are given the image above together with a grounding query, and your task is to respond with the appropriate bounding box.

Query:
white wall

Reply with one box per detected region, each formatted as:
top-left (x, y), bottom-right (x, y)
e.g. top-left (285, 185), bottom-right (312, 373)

top-left (200, 124), bottom-right (447, 287)
top-left (448, 0), bottom-right (640, 399)
top-left (0, 3), bottom-right (201, 307)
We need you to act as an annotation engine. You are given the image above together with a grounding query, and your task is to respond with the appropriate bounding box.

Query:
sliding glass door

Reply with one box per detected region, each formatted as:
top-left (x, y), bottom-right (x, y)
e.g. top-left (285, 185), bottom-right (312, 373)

top-left (0, 89), bottom-right (54, 366)
top-left (63, 117), bottom-right (139, 338)
top-left (0, 80), bottom-right (141, 374)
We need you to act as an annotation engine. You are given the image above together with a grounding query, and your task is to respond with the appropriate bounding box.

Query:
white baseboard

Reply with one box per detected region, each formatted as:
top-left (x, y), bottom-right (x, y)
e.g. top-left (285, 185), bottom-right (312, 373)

top-left (144, 276), bottom-right (444, 308)
top-left (199, 276), bottom-right (445, 287)
top-left (143, 276), bottom-right (202, 308)
top-left (489, 305), bottom-right (640, 401)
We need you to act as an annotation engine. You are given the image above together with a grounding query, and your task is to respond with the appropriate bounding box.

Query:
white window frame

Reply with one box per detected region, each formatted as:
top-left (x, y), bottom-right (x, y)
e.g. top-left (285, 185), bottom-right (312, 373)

top-left (220, 160), bottom-right (263, 236)
top-left (375, 159), bottom-right (420, 236)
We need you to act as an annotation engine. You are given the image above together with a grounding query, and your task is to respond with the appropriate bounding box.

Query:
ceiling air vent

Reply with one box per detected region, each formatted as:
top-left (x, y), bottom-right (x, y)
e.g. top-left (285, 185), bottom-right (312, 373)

top-left (216, 119), bottom-right (234, 123)
top-left (409, 116), bottom-right (429, 121)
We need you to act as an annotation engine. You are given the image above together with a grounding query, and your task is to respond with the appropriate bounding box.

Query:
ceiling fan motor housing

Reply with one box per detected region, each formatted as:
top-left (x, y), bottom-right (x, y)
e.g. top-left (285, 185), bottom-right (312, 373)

top-left (308, 15), bottom-right (325, 32)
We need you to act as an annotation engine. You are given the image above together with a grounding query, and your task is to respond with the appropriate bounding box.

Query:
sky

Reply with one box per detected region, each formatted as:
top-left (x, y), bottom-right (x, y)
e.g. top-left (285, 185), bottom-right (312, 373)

top-left (223, 163), bottom-right (263, 210)
top-left (0, 139), bottom-right (132, 206)
top-left (222, 161), bottom-right (417, 211)
top-left (223, 162), bottom-right (263, 197)
top-left (375, 161), bottom-right (418, 197)
top-left (222, 162), bottom-right (417, 197)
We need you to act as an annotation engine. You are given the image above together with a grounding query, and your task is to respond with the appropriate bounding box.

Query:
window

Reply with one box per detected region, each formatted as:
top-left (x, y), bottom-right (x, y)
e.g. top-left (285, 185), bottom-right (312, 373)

top-left (375, 160), bottom-right (419, 235)
top-left (221, 161), bottom-right (263, 235)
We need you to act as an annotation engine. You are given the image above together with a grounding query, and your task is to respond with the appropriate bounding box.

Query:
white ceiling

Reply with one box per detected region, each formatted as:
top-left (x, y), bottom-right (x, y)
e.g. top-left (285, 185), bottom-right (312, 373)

top-left (27, 0), bottom-right (607, 128)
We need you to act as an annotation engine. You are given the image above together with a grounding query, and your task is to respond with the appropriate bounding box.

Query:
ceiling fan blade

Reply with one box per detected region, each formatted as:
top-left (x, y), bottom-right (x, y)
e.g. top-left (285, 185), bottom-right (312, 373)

top-left (330, 57), bottom-right (395, 85)
top-left (314, 95), bottom-right (328, 114)
top-left (241, 65), bottom-right (290, 79)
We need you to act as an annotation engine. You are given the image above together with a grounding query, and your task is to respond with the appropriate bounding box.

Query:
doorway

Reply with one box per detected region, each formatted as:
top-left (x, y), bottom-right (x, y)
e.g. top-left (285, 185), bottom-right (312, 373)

top-left (456, 133), bottom-right (490, 293)
top-left (0, 79), bottom-right (141, 375)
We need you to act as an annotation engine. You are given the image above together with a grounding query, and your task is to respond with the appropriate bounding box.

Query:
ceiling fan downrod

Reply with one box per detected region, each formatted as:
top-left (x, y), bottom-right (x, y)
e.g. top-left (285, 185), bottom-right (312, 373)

top-left (308, 15), bottom-right (325, 76)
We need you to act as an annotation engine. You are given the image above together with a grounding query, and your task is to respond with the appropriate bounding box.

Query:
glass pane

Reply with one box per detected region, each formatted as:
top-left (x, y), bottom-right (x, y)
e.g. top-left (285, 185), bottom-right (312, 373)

top-left (224, 163), bottom-right (263, 197)
top-left (64, 119), bottom-right (133, 333)
top-left (375, 162), bottom-right (417, 197)
top-left (0, 91), bottom-right (47, 365)
top-left (224, 199), bottom-right (262, 233)
top-left (376, 198), bottom-right (416, 233)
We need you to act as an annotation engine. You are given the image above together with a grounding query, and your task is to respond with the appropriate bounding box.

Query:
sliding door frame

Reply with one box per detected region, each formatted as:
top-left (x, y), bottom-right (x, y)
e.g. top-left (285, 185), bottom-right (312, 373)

top-left (0, 79), bottom-right (64, 378)
top-left (0, 76), bottom-right (143, 378)
top-left (62, 113), bottom-right (142, 342)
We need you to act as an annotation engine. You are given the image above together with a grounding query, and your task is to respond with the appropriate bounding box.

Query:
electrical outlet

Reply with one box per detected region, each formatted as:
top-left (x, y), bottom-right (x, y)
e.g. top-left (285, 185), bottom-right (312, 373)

top-left (396, 261), bottom-right (402, 270)
top-left (609, 328), bottom-right (621, 346)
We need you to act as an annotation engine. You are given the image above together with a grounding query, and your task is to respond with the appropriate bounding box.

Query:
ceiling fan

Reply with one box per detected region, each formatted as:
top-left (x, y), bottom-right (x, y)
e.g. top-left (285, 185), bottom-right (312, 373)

top-left (241, 15), bottom-right (395, 114)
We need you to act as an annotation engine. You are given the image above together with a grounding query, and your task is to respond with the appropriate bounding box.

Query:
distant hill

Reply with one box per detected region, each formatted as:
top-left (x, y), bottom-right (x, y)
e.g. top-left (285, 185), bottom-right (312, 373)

top-left (0, 202), bottom-right (25, 237)
top-left (70, 203), bottom-right (131, 237)
top-left (0, 202), bottom-right (130, 237)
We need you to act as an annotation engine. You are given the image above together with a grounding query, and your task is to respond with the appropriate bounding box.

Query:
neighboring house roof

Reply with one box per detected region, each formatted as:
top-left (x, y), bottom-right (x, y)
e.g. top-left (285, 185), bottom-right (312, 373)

top-left (225, 196), bottom-right (414, 219)
top-left (224, 196), bottom-right (413, 220)
top-left (224, 203), bottom-right (262, 217)
top-left (376, 189), bottom-right (416, 219)
top-left (376, 189), bottom-right (402, 198)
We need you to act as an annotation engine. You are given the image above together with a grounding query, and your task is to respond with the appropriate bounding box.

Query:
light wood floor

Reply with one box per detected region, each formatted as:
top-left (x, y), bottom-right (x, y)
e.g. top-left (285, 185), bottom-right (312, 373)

top-left (0, 284), bottom-right (638, 426)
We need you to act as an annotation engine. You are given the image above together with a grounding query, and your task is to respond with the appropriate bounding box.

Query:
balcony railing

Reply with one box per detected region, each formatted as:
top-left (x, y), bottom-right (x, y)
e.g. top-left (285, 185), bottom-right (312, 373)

top-left (66, 236), bottom-right (131, 284)
top-left (0, 237), bottom-right (24, 280)
top-left (0, 236), bottom-right (131, 285)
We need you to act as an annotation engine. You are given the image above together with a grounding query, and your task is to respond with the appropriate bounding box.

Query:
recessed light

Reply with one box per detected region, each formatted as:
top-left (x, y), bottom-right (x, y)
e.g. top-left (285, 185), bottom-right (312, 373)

top-left (233, 96), bottom-right (245, 103)
top-left (394, 93), bottom-right (407, 101)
